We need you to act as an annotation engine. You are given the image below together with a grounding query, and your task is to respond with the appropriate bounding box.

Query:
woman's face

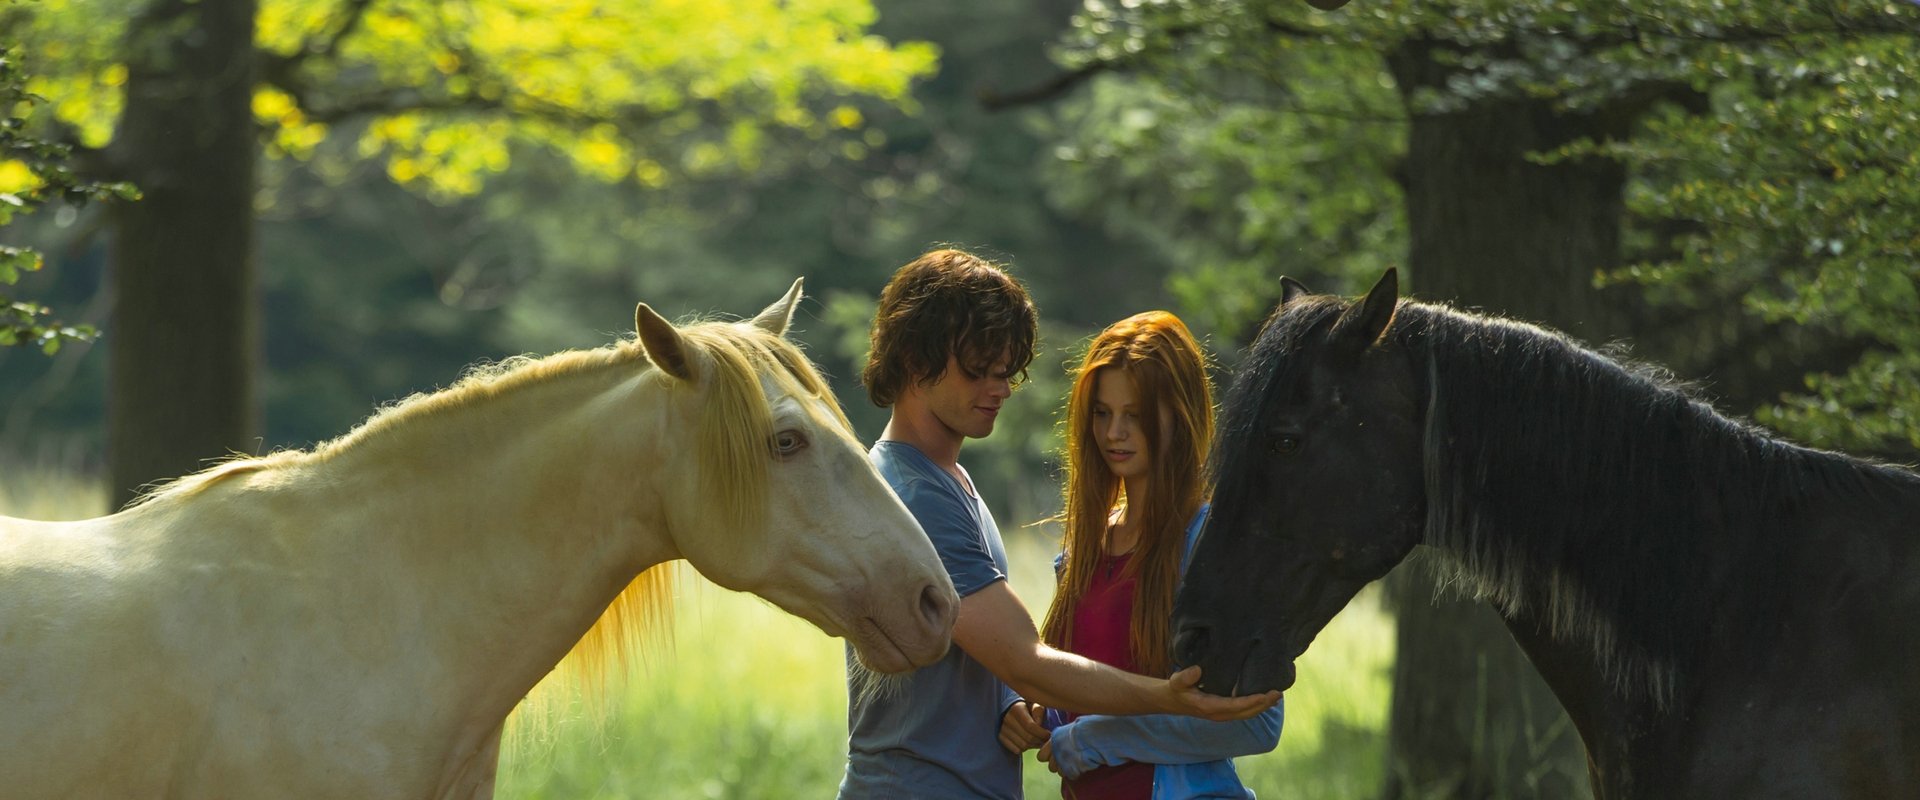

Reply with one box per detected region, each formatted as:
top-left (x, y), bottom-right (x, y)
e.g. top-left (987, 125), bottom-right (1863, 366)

top-left (1091, 368), bottom-right (1150, 480)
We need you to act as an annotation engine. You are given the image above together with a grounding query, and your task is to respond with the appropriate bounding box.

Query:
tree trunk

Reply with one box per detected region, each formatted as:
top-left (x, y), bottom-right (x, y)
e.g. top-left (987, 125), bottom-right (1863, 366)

top-left (1379, 37), bottom-right (1642, 800)
top-left (107, 0), bottom-right (259, 507)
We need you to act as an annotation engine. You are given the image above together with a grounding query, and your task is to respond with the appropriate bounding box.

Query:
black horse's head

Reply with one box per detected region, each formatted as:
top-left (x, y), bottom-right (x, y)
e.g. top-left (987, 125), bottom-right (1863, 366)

top-left (1173, 269), bottom-right (1425, 695)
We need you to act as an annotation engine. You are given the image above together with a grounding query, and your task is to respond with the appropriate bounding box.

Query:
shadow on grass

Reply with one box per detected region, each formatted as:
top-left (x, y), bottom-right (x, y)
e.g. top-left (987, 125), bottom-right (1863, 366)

top-left (1242, 717), bottom-right (1386, 799)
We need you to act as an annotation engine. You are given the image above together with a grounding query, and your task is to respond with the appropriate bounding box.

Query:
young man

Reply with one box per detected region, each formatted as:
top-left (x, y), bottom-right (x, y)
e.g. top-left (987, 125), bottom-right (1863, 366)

top-left (839, 249), bottom-right (1280, 799)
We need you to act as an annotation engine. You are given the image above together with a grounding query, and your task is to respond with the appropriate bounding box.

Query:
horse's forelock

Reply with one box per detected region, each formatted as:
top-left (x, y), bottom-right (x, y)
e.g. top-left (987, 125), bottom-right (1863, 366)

top-left (648, 320), bottom-right (860, 543)
top-left (1211, 296), bottom-right (1346, 485)
top-left (537, 321), bottom-right (816, 726)
top-left (760, 329), bottom-right (857, 439)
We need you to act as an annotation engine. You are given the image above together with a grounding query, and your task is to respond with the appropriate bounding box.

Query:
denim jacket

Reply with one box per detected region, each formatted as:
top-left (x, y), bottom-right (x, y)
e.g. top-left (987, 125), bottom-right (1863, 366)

top-left (1041, 506), bottom-right (1285, 800)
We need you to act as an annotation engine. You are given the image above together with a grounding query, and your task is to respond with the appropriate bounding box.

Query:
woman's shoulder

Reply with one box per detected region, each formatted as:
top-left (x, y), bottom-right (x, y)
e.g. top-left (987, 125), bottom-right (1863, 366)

top-left (1186, 503), bottom-right (1210, 535)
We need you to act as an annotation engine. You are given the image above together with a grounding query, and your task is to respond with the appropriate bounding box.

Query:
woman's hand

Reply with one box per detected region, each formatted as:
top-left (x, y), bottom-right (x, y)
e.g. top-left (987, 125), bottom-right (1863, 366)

top-left (998, 700), bottom-right (1050, 753)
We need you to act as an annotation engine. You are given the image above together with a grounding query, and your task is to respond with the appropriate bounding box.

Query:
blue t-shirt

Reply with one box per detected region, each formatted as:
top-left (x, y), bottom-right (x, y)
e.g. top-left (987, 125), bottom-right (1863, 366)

top-left (839, 440), bottom-right (1021, 800)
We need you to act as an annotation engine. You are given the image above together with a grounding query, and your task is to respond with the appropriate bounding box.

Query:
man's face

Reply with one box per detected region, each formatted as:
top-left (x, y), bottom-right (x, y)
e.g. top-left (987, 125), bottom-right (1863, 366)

top-left (921, 355), bottom-right (1013, 440)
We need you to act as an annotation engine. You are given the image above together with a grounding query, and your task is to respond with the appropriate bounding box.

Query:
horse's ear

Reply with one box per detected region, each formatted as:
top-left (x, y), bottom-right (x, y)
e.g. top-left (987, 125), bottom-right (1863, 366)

top-left (748, 277), bottom-right (805, 337)
top-left (636, 302), bottom-right (696, 381)
top-left (1336, 268), bottom-right (1399, 350)
top-left (1279, 276), bottom-right (1313, 306)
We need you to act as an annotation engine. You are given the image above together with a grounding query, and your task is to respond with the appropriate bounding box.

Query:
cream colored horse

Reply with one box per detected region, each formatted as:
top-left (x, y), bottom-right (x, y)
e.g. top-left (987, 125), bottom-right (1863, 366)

top-left (0, 280), bottom-right (957, 799)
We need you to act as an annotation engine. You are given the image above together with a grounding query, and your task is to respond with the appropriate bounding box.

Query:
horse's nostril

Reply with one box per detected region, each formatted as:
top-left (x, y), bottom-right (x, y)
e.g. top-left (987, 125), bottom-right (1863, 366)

top-left (918, 583), bottom-right (953, 629)
top-left (1173, 624), bottom-right (1212, 667)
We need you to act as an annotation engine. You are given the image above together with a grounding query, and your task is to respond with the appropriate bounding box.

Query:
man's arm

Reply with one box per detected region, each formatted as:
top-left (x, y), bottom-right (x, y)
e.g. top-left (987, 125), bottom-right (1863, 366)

top-left (953, 580), bottom-right (1279, 721)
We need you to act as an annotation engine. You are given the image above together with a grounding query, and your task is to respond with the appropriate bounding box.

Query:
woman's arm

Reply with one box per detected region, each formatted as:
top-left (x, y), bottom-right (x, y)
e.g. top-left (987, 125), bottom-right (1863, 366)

top-left (1043, 699), bottom-right (1284, 779)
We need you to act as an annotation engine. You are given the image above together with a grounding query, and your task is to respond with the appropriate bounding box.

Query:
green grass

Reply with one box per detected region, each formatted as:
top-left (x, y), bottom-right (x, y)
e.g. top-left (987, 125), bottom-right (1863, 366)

top-left (1, 466), bottom-right (1393, 798)
top-left (497, 531), bottom-right (1393, 799)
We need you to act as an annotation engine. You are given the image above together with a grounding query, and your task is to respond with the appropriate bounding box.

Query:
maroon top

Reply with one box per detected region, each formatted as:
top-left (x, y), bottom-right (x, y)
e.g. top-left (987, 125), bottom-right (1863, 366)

top-left (1061, 551), bottom-right (1154, 800)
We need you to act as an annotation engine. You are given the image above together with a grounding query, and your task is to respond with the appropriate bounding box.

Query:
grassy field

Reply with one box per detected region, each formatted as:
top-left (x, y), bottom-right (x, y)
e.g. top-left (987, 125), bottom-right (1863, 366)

top-left (1, 465), bottom-right (1394, 799)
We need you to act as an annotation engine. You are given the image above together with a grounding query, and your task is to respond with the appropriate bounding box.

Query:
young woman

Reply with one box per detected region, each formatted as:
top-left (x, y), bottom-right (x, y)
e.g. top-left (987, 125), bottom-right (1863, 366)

top-left (1009, 311), bottom-right (1283, 799)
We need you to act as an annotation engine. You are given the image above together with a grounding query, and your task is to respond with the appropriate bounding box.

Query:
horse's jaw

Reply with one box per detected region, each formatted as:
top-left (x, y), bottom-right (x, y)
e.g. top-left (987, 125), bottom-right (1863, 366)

top-left (717, 565), bottom-right (957, 675)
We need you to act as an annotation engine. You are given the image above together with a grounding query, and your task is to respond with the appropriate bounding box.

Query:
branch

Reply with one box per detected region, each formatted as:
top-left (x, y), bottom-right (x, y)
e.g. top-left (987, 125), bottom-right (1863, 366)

top-left (257, 0), bottom-right (382, 122)
top-left (988, 4), bottom-right (1919, 114)
top-left (259, 4), bottom-right (682, 132)
top-left (978, 62), bottom-right (1111, 112)
top-left (296, 89), bottom-right (502, 124)
top-left (978, 13), bottom-right (1327, 112)
top-left (317, 0), bottom-right (379, 59)
top-left (293, 86), bottom-right (675, 132)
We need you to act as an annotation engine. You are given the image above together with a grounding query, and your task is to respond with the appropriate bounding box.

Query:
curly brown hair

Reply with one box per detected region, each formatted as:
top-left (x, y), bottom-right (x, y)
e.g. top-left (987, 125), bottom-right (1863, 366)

top-left (862, 249), bottom-right (1039, 407)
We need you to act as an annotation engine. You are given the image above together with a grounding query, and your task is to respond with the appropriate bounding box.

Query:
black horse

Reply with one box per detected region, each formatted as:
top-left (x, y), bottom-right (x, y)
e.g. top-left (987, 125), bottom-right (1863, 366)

top-left (1172, 269), bottom-right (1920, 798)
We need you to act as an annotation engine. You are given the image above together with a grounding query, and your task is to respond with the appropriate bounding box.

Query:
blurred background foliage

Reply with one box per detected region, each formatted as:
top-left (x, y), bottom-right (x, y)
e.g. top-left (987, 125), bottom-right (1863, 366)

top-left (2, 0), bottom-right (1917, 797)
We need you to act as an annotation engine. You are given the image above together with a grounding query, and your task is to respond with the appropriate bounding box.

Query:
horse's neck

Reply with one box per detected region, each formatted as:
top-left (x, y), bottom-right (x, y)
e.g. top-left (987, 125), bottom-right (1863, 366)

top-left (319, 364), bottom-right (674, 542)
top-left (214, 366), bottom-right (675, 732)
top-left (1484, 421), bottom-right (1920, 797)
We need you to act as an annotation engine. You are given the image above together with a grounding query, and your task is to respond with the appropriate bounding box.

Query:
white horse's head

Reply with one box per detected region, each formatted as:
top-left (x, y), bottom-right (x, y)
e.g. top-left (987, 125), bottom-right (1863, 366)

top-left (633, 279), bottom-right (957, 673)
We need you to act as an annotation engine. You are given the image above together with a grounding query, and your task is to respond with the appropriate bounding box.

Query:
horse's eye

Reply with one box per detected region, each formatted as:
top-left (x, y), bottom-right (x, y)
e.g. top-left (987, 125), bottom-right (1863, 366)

top-left (1272, 435), bottom-right (1301, 455)
top-left (773, 430), bottom-right (808, 457)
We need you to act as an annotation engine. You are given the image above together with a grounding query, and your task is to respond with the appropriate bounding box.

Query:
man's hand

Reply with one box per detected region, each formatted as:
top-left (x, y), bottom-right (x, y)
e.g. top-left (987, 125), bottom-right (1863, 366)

top-left (1162, 665), bottom-right (1282, 721)
top-left (998, 700), bottom-right (1049, 754)
top-left (1037, 739), bottom-right (1059, 774)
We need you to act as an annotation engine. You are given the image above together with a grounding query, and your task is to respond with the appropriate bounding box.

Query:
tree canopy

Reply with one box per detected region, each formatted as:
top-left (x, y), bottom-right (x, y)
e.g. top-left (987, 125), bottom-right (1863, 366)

top-left (1, 0), bottom-right (945, 501)
top-left (11, 0), bottom-right (935, 195)
top-left (1051, 0), bottom-right (1920, 449)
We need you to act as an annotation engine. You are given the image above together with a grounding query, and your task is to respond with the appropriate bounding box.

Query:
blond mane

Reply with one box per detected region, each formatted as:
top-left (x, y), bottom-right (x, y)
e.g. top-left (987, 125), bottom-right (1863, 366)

top-left (126, 344), bottom-right (653, 507)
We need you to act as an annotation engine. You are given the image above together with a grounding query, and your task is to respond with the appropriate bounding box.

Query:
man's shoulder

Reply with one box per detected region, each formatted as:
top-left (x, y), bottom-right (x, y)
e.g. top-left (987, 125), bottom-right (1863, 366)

top-left (870, 442), bottom-right (962, 500)
top-left (868, 440), bottom-right (930, 477)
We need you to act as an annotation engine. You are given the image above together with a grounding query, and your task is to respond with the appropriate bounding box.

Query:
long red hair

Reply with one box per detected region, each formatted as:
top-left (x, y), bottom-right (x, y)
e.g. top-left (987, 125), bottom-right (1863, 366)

top-left (1041, 311), bottom-right (1213, 677)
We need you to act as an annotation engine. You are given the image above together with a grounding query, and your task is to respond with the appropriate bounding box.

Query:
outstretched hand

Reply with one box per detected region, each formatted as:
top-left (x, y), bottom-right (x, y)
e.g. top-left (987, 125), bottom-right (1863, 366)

top-left (1164, 665), bottom-right (1281, 721)
top-left (998, 700), bottom-right (1050, 754)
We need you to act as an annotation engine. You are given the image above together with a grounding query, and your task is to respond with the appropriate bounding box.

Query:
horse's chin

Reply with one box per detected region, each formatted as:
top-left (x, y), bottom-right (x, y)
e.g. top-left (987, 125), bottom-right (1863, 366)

top-left (1242, 658), bottom-right (1298, 695)
top-left (849, 616), bottom-right (947, 674)
top-left (850, 639), bottom-right (913, 675)
top-left (1197, 650), bottom-right (1297, 696)
top-left (748, 585), bottom-right (948, 673)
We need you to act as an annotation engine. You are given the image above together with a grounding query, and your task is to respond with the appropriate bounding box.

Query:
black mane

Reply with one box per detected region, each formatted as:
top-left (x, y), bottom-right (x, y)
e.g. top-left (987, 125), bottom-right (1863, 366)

top-left (1225, 295), bottom-right (1920, 707)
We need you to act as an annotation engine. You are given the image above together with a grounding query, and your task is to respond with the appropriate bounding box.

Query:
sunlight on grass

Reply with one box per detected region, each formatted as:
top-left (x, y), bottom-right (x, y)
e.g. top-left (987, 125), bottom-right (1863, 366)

top-left (499, 563), bottom-right (853, 800)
